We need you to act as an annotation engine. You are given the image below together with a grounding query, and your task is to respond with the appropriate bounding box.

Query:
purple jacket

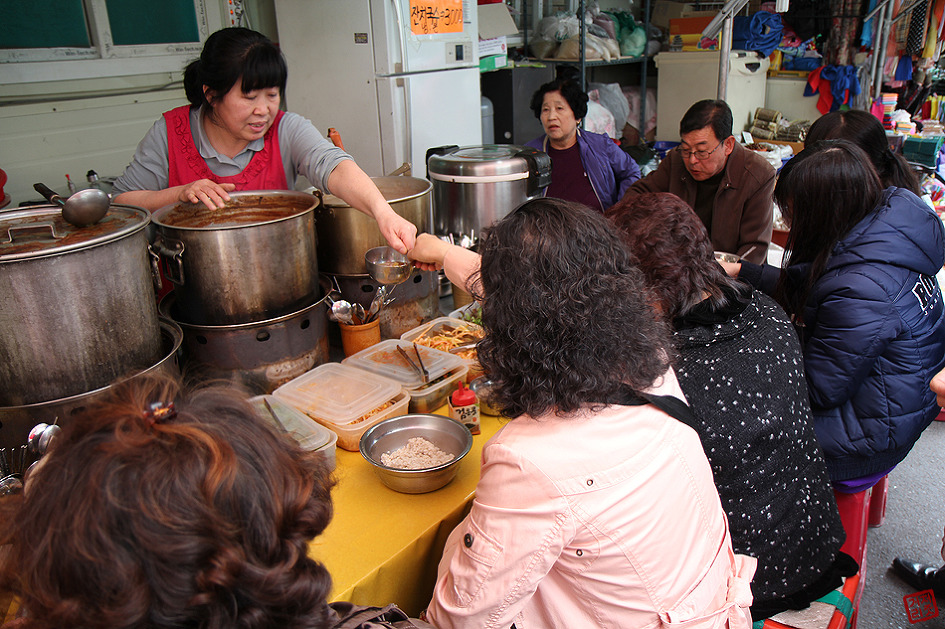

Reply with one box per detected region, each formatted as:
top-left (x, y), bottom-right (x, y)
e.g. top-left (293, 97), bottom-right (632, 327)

top-left (526, 130), bottom-right (641, 209)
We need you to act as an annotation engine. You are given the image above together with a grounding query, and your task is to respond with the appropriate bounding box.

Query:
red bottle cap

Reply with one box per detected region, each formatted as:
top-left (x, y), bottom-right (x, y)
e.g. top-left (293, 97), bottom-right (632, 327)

top-left (451, 381), bottom-right (477, 406)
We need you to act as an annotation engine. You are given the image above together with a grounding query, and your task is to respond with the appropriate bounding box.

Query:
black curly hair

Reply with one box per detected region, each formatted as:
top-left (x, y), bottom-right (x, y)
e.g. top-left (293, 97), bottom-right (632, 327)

top-left (475, 197), bottom-right (672, 419)
top-left (529, 78), bottom-right (589, 120)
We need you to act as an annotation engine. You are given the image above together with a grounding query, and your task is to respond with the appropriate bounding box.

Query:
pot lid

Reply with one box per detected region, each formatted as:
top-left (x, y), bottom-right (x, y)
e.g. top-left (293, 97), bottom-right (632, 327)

top-left (0, 203), bottom-right (149, 262)
top-left (321, 176), bottom-right (432, 208)
top-left (151, 190), bottom-right (317, 230)
top-left (427, 144), bottom-right (536, 179)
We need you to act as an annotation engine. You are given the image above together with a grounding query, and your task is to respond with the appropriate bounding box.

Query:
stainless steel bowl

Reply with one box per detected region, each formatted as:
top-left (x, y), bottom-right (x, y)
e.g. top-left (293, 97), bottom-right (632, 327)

top-left (365, 246), bottom-right (413, 285)
top-left (714, 251), bottom-right (741, 264)
top-left (468, 376), bottom-right (500, 416)
top-left (359, 414), bottom-right (472, 494)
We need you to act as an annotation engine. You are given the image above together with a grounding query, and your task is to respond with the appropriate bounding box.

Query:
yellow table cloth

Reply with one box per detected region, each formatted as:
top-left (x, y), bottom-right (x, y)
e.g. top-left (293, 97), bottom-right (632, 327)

top-left (308, 409), bottom-right (504, 616)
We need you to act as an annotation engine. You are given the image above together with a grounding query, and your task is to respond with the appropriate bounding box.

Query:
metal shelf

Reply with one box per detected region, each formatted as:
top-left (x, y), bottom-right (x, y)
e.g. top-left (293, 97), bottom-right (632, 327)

top-left (522, 0), bottom-right (652, 137)
top-left (527, 55), bottom-right (651, 67)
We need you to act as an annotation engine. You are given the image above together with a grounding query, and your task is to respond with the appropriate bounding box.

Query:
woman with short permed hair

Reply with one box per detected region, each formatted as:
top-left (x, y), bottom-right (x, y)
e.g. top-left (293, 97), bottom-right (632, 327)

top-left (525, 78), bottom-right (640, 211)
top-left (0, 374), bottom-right (345, 629)
top-left (409, 197), bottom-right (756, 629)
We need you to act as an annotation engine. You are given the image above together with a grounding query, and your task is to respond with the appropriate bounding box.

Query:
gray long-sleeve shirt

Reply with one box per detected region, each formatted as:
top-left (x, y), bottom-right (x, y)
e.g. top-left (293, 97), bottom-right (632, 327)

top-left (112, 106), bottom-right (352, 195)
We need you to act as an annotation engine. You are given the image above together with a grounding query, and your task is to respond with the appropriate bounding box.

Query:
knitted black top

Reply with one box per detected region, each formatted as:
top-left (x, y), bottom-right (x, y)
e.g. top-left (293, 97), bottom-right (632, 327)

top-left (672, 285), bottom-right (845, 603)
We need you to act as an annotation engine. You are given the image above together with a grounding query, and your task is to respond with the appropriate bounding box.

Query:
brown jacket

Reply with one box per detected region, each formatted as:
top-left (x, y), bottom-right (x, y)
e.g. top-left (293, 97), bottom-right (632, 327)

top-left (618, 142), bottom-right (775, 264)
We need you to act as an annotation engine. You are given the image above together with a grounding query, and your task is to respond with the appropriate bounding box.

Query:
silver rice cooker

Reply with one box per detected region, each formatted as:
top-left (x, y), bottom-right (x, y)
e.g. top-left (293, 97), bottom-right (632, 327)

top-left (428, 145), bottom-right (551, 241)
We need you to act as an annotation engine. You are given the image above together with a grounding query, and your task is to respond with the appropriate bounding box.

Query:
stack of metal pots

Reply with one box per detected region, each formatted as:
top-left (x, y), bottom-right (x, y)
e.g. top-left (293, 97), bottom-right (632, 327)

top-left (0, 204), bottom-right (183, 450)
top-left (315, 176), bottom-right (439, 339)
top-left (151, 191), bottom-right (330, 394)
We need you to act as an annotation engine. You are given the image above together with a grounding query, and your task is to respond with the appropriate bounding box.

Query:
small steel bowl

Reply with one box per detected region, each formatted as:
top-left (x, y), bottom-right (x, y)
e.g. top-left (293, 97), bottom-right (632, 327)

top-left (714, 251), bottom-right (741, 264)
top-left (359, 414), bottom-right (472, 494)
top-left (365, 246), bottom-right (413, 285)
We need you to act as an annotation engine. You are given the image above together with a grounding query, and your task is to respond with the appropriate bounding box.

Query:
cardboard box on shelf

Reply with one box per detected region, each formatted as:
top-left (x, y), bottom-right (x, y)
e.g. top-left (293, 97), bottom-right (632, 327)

top-left (651, 2), bottom-right (717, 30)
top-left (479, 54), bottom-right (508, 72)
top-left (668, 16), bottom-right (715, 36)
top-left (479, 36), bottom-right (507, 58)
top-left (478, 2), bottom-right (516, 72)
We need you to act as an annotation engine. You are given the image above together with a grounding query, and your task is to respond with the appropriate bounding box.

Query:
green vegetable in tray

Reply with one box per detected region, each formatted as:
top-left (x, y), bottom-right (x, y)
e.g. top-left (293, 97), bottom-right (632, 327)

top-left (461, 303), bottom-right (483, 326)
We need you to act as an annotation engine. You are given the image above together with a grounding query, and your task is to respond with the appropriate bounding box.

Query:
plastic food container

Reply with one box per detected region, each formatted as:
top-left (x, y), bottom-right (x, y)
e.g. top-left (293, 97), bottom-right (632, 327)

top-left (249, 394), bottom-right (338, 470)
top-left (400, 316), bottom-right (484, 383)
top-left (272, 363), bottom-right (409, 451)
top-left (344, 339), bottom-right (469, 413)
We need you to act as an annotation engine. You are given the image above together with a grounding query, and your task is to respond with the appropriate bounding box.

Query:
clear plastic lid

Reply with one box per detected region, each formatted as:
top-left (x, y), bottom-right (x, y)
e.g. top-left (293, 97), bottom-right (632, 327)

top-left (343, 339), bottom-right (465, 389)
top-left (272, 363), bottom-right (402, 427)
top-left (248, 395), bottom-right (335, 451)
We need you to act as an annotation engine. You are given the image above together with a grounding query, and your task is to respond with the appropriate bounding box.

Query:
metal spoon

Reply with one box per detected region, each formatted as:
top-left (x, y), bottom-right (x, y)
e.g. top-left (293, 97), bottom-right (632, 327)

top-left (33, 182), bottom-right (109, 227)
top-left (331, 299), bottom-right (355, 325)
top-left (27, 423), bottom-right (61, 455)
top-left (354, 303), bottom-right (367, 325)
top-left (368, 286), bottom-right (387, 321)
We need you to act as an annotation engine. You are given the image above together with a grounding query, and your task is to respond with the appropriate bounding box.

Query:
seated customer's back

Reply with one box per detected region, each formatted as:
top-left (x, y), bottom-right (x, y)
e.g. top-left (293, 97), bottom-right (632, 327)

top-left (607, 192), bottom-right (851, 618)
top-left (0, 374), bottom-right (337, 629)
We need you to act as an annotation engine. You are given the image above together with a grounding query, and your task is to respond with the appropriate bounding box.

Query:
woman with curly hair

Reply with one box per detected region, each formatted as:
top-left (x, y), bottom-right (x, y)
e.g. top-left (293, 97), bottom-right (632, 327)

top-left (525, 78), bottom-right (640, 211)
top-left (408, 198), bottom-right (755, 629)
top-left (606, 192), bottom-right (853, 620)
top-left (0, 374), bottom-right (429, 629)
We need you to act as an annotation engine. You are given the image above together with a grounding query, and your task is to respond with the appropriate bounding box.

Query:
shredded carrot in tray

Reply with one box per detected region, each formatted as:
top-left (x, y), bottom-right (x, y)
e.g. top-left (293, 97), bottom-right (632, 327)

top-left (413, 325), bottom-right (483, 361)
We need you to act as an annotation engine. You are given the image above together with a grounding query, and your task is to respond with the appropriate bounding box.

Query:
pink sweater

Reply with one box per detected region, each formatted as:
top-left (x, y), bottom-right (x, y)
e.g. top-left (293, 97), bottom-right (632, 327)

top-left (426, 246), bottom-right (756, 629)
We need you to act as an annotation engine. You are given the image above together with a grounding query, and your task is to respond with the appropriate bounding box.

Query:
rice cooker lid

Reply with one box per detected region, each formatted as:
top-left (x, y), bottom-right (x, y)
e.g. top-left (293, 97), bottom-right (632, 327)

top-left (428, 145), bottom-right (536, 182)
top-left (0, 204), bottom-right (149, 261)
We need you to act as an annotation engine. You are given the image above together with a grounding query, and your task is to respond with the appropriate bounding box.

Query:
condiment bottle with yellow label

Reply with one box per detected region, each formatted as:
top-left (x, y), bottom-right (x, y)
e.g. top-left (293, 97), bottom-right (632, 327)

top-left (449, 381), bottom-right (480, 435)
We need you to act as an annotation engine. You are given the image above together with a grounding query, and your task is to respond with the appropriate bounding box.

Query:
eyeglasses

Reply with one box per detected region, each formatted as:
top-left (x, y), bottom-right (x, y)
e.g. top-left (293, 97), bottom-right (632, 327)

top-left (677, 140), bottom-right (724, 161)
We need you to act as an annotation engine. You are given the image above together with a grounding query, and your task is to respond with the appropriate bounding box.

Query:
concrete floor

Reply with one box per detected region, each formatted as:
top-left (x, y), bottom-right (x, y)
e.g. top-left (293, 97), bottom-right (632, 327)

top-left (858, 419), bottom-right (945, 627)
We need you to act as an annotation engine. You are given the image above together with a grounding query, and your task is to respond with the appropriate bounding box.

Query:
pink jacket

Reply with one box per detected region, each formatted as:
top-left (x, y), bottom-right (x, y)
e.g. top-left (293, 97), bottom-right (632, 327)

top-left (425, 360), bottom-right (756, 629)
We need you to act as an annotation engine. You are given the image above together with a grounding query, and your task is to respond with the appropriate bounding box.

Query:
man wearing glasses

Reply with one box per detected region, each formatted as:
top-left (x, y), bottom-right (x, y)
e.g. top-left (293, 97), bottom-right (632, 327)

top-left (619, 100), bottom-right (774, 264)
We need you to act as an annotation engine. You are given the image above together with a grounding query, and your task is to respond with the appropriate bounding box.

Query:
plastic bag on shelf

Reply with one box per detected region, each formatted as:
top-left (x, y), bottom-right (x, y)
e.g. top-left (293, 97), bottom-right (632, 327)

top-left (557, 35), bottom-right (604, 60)
top-left (590, 82), bottom-right (631, 132)
top-left (529, 38), bottom-right (559, 59)
top-left (620, 23), bottom-right (646, 56)
top-left (536, 13), bottom-right (580, 42)
top-left (585, 97), bottom-right (617, 138)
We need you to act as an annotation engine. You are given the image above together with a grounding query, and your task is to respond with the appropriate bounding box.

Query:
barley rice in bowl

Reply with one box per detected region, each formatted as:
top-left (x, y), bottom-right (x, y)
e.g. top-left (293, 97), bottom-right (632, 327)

top-left (359, 414), bottom-right (472, 494)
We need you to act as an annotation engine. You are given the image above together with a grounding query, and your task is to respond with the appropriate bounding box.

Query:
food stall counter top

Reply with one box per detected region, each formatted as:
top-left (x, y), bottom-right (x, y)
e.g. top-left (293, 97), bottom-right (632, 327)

top-left (308, 407), bottom-right (504, 616)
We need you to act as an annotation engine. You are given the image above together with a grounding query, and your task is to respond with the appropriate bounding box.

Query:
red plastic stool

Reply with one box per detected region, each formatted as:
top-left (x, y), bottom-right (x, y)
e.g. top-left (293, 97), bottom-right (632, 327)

top-left (868, 475), bottom-right (889, 527)
top-left (834, 488), bottom-right (871, 629)
top-left (835, 488), bottom-right (870, 567)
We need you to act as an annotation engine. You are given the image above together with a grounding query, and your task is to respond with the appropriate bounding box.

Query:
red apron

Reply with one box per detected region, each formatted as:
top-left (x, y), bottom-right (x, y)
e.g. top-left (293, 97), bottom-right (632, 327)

top-left (164, 105), bottom-right (288, 189)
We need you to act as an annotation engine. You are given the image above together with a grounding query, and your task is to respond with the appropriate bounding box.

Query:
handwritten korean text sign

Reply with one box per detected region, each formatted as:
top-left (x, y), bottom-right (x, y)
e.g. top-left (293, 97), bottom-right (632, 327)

top-left (410, 0), bottom-right (464, 34)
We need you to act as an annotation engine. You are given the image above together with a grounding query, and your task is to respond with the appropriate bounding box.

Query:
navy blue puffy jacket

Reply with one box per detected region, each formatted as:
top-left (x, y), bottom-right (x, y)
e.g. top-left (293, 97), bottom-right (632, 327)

top-left (802, 188), bottom-right (945, 481)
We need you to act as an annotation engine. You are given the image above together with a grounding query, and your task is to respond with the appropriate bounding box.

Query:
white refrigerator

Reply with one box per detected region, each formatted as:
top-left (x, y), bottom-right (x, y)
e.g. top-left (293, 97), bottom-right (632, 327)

top-left (275, 0), bottom-right (483, 179)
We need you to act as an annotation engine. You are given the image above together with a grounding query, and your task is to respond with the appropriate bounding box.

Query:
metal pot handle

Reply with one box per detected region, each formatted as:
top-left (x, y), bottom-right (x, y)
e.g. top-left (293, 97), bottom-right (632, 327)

top-left (3, 222), bottom-right (66, 243)
top-left (148, 237), bottom-right (185, 287)
top-left (514, 147), bottom-right (553, 195)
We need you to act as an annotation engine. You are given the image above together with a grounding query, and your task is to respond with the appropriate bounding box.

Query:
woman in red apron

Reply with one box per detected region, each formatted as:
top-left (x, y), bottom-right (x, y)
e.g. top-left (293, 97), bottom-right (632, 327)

top-left (112, 27), bottom-right (415, 254)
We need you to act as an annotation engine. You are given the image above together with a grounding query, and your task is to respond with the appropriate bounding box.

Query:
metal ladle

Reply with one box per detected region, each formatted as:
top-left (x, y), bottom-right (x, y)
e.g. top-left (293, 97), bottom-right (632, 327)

top-left (33, 182), bottom-right (110, 227)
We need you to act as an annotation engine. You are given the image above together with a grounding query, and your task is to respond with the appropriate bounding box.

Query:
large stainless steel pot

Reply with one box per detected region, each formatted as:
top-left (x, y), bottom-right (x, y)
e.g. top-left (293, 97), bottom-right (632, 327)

top-left (315, 176), bottom-right (432, 275)
top-left (160, 281), bottom-right (330, 395)
top-left (150, 190), bottom-right (319, 326)
top-left (428, 145), bottom-right (551, 239)
top-left (0, 318), bottom-right (182, 450)
top-left (0, 204), bottom-right (162, 407)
